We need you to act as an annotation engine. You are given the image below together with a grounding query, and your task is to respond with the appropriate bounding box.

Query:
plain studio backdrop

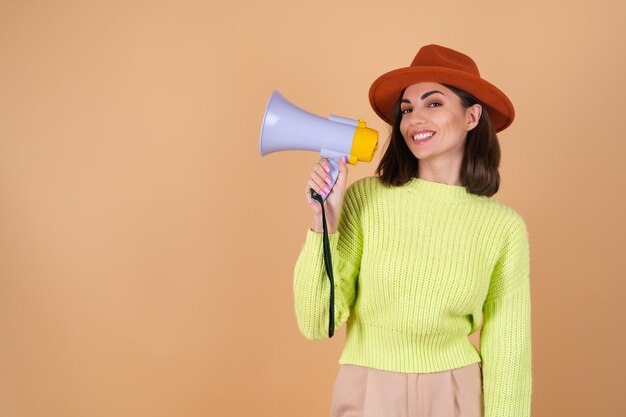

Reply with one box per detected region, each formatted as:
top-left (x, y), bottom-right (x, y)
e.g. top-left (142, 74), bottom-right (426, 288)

top-left (1, 0), bottom-right (624, 416)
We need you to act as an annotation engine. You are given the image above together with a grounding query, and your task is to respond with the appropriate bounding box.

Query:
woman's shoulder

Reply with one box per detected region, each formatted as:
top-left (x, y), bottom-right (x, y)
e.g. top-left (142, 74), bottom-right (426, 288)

top-left (337, 177), bottom-right (381, 213)
top-left (485, 197), bottom-right (528, 232)
top-left (345, 175), bottom-right (382, 194)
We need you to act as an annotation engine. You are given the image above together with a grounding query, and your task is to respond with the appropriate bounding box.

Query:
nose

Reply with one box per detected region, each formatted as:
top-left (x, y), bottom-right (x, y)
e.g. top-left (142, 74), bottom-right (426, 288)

top-left (407, 107), bottom-right (426, 126)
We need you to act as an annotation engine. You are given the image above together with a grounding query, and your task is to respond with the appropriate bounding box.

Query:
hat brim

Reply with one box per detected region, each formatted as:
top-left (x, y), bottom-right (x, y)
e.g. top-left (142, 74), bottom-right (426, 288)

top-left (369, 66), bottom-right (515, 133)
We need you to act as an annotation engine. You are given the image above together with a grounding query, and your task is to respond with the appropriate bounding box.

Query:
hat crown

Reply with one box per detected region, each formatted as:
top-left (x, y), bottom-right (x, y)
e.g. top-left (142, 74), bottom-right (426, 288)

top-left (410, 44), bottom-right (480, 77)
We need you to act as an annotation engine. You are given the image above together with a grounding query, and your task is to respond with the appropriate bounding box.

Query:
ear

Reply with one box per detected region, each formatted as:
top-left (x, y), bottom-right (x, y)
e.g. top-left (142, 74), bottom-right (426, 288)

top-left (465, 104), bottom-right (482, 131)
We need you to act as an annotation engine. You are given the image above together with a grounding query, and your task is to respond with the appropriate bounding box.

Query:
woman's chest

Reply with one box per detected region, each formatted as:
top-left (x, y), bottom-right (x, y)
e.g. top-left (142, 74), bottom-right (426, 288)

top-left (358, 204), bottom-right (502, 310)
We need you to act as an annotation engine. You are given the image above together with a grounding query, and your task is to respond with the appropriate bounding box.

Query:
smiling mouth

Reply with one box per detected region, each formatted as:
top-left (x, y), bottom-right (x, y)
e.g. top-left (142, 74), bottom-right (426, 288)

top-left (413, 132), bottom-right (435, 141)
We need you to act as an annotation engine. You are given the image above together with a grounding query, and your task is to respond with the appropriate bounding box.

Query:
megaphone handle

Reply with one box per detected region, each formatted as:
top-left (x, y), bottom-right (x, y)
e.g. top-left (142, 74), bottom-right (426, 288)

top-left (322, 158), bottom-right (340, 202)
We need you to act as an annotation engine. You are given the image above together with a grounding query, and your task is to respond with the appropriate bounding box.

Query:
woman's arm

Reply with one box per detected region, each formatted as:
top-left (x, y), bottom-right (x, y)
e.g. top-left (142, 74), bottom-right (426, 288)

top-left (479, 213), bottom-right (532, 417)
top-left (293, 181), bottom-right (364, 340)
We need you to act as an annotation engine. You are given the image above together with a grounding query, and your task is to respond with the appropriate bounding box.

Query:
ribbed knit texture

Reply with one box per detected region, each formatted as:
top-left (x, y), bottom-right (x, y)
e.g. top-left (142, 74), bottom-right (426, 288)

top-left (294, 176), bottom-right (532, 417)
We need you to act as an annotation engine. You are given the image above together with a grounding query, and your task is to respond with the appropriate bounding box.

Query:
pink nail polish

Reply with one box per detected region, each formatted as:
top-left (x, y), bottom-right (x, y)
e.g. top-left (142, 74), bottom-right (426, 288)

top-left (324, 165), bottom-right (331, 173)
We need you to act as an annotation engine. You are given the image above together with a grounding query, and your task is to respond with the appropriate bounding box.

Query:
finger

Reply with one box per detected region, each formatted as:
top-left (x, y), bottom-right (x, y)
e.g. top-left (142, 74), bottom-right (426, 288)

top-left (315, 158), bottom-right (332, 175)
top-left (311, 166), bottom-right (331, 191)
top-left (305, 183), bottom-right (324, 197)
top-left (314, 163), bottom-right (332, 188)
top-left (307, 178), bottom-right (327, 197)
top-left (317, 158), bottom-right (335, 178)
top-left (340, 155), bottom-right (348, 169)
top-left (319, 158), bottom-right (332, 173)
top-left (334, 156), bottom-right (348, 186)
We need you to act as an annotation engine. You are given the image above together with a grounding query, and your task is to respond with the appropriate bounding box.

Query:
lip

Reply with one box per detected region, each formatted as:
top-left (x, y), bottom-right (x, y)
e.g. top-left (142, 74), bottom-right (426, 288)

top-left (409, 129), bottom-right (436, 143)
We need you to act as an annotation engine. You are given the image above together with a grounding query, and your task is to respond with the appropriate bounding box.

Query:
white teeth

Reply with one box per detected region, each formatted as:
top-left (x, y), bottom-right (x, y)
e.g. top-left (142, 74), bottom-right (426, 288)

top-left (413, 132), bottom-right (434, 140)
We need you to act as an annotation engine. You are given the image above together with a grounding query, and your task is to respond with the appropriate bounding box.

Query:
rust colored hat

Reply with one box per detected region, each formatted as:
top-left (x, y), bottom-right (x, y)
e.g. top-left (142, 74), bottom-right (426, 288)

top-left (369, 44), bottom-right (515, 132)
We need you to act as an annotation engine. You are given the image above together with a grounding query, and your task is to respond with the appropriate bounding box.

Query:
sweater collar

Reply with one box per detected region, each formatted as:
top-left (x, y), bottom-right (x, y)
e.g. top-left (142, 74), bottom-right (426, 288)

top-left (404, 177), bottom-right (476, 201)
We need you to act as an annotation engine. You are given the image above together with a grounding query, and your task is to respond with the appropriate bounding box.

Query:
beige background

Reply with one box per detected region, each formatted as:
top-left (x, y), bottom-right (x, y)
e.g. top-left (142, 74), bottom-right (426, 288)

top-left (1, 0), bottom-right (624, 416)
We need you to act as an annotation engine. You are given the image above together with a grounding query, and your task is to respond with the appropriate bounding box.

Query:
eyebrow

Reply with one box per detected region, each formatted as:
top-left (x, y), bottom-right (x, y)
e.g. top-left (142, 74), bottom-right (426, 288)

top-left (401, 90), bottom-right (445, 104)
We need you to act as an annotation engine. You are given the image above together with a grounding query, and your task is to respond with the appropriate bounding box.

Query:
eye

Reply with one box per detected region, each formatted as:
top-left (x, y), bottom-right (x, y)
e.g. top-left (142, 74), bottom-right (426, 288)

top-left (428, 101), bottom-right (442, 108)
top-left (401, 108), bottom-right (412, 115)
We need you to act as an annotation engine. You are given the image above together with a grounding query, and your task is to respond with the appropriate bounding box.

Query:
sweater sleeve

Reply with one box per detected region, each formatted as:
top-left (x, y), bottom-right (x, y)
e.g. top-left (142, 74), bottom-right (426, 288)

top-left (292, 181), bottom-right (364, 340)
top-left (479, 213), bottom-right (532, 417)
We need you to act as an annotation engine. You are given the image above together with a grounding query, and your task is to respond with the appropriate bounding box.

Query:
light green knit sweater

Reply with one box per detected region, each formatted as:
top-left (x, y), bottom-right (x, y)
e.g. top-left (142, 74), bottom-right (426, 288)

top-left (294, 176), bottom-right (532, 417)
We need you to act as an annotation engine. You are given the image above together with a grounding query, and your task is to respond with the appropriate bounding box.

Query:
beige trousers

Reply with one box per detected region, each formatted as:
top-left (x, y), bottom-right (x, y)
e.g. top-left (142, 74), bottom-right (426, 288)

top-left (330, 362), bottom-right (483, 417)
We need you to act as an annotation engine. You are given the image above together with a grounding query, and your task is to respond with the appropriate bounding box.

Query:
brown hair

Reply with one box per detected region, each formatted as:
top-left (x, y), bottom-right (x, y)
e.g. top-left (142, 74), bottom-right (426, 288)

top-left (374, 83), bottom-right (501, 197)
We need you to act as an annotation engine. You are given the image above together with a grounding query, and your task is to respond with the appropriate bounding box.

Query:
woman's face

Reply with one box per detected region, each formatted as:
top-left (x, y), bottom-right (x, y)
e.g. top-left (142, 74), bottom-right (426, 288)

top-left (399, 82), bottom-right (480, 164)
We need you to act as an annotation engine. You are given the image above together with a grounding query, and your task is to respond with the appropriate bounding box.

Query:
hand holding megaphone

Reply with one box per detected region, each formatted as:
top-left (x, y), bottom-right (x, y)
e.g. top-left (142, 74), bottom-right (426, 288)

top-left (306, 156), bottom-right (348, 233)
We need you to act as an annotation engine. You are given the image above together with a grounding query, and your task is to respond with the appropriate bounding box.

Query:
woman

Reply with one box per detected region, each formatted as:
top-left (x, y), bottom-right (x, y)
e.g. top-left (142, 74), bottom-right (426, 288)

top-left (294, 44), bottom-right (532, 417)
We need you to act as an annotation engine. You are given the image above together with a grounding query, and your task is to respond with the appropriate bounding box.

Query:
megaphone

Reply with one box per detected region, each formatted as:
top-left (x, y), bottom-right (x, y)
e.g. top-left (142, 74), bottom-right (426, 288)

top-left (259, 90), bottom-right (378, 200)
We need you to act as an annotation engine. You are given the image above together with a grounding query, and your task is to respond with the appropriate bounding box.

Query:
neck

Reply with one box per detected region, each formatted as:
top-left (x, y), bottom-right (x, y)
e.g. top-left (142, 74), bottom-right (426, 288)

top-left (418, 159), bottom-right (463, 185)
